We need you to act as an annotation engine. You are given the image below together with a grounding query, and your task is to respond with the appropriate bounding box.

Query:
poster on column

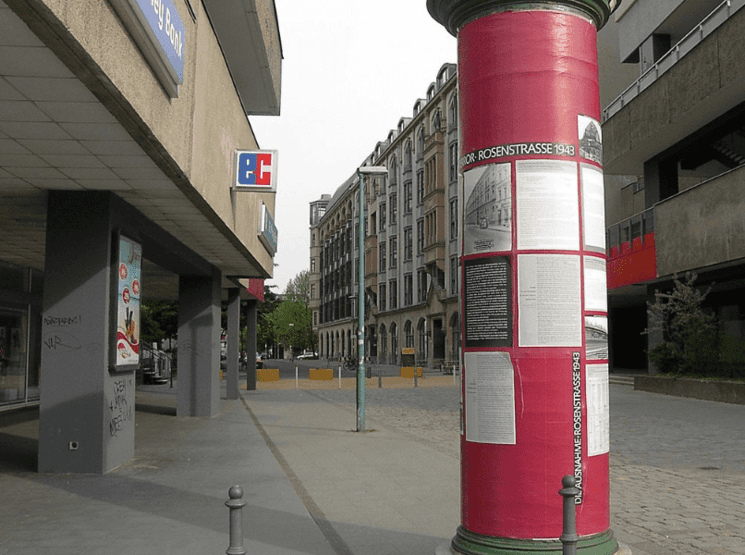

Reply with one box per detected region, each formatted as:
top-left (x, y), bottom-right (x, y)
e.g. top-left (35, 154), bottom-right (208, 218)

top-left (583, 256), bottom-right (608, 312)
top-left (578, 115), bottom-right (603, 165)
top-left (463, 256), bottom-right (511, 348)
top-left (518, 254), bottom-right (582, 347)
top-left (586, 363), bottom-right (610, 456)
top-left (585, 316), bottom-right (608, 361)
top-left (581, 164), bottom-right (606, 252)
top-left (516, 160), bottom-right (579, 251)
top-left (464, 351), bottom-right (516, 444)
top-left (112, 234), bottom-right (141, 371)
top-left (463, 163), bottom-right (512, 255)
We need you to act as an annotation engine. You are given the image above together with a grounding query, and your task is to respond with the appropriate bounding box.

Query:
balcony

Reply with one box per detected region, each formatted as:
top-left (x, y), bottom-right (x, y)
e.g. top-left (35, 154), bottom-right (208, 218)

top-left (607, 164), bottom-right (745, 289)
top-left (603, 0), bottom-right (745, 176)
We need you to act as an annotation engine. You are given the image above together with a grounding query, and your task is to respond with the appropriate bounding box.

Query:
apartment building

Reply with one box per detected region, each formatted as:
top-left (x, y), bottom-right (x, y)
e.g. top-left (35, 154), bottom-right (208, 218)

top-left (603, 0), bottom-right (745, 372)
top-left (310, 64), bottom-right (460, 369)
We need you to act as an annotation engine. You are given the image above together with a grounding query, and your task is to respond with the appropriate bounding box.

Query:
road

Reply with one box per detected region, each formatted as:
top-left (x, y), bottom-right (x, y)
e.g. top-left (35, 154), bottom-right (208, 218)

top-left (300, 382), bottom-right (745, 555)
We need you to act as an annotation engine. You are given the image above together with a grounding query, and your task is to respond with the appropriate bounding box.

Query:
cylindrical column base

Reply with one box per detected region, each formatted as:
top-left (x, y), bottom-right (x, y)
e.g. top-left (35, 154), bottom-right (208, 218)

top-left (449, 527), bottom-right (620, 555)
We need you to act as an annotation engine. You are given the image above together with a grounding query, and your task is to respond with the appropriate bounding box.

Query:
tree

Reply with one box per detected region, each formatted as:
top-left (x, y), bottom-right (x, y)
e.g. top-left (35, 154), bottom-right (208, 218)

top-left (645, 273), bottom-right (718, 375)
top-left (141, 301), bottom-right (178, 345)
top-left (257, 285), bottom-right (280, 356)
top-left (262, 271), bottom-right (315, 356)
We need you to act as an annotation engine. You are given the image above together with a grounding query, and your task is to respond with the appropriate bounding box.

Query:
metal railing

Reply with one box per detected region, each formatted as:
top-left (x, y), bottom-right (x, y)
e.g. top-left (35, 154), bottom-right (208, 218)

top-left (603, 0), bottom-right (745, 122)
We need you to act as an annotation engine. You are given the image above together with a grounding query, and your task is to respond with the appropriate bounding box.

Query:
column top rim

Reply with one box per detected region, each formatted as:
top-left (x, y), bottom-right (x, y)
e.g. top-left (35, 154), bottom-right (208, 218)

top-left (427, 0), bottom-right (621, 36)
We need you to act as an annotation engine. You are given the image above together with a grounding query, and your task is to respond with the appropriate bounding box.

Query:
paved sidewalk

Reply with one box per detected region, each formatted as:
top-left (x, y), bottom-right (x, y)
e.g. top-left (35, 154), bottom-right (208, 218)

top-left (0, 388), bottom-right (336, 555)
top-left (2, 378), bottom-right (744, 555)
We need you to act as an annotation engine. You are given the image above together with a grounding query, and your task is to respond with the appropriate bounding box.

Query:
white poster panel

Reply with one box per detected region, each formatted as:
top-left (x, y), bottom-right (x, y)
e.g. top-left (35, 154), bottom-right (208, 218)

top-left (464, 351), bottom-right (516, 445)
top-left (583, 256), bottom-right (608, 312)
top-left (581, 164), bottom-right (606, 252)
top-left (518, 254), bottom-right (582, 347)
top-left (516, 160), bottom-right (579, 251)
top-left (586, 363), bottom-right (610, 456)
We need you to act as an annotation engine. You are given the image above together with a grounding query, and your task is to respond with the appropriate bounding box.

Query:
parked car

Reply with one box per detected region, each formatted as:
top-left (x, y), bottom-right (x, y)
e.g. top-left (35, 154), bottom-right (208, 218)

top-left (296, 352), bottom-right (317, 360)
top-left (256, 352), bottom-right (263, 369)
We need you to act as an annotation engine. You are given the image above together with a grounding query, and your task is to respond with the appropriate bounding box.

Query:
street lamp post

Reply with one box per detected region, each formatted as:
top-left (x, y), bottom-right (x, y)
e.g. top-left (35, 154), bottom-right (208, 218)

top-left (356, 165), bottom-right (388, 432)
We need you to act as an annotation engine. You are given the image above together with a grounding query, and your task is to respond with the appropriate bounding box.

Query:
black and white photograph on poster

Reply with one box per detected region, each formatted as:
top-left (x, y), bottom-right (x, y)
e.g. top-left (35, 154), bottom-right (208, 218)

top-left (464, 351), bottom-right (516, 445)
top-left (516, 160), bottom-right (579, 251)
top-left (585, 315), bottom-right (608, 361)
top-left (464, 163), bottom-right (512, 255)
top-left (517, 254), bottom-right (582, 347)
top-left (464, 256), bottom-right (512, 348)
top-left (578, 115), bottom-right (602, 164)
top-left (581, 164), bottom-right (606, 253)
top-left (583, 256), bottom-right (608, 313)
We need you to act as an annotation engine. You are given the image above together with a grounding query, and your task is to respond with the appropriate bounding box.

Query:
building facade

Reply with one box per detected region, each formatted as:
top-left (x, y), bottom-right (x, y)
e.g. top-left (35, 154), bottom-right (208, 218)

top-left (310, 64), bottom-right (461, 369)
top-left (603, 0), bottom-right (745, 372)
top-left (0, 0), bottom-right (281, 472)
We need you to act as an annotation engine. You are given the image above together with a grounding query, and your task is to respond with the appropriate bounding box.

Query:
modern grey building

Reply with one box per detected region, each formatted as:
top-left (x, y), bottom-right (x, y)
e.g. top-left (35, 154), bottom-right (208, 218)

top-left (603, 0), bottom-right (745, 373)
top-left (0, 0), bottom-right (281, 473)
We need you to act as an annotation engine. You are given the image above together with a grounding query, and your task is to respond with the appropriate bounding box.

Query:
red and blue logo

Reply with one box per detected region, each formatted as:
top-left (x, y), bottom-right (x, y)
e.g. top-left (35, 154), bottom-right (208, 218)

top-left (235, 150), bottom-right (277, 190)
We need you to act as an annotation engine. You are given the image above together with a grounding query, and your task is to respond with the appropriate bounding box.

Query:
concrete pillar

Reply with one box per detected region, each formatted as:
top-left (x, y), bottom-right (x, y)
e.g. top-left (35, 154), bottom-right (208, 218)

top-left (38, 192), bottom-right (134, 474)
top-left (428, 1), bottom-right (620, 554)
top-left (226, 288), bottom-right (241, 399)
top-left (245, 299), bottom-right (257, 391)
top-left (177, 269), bottom-right (221, 417)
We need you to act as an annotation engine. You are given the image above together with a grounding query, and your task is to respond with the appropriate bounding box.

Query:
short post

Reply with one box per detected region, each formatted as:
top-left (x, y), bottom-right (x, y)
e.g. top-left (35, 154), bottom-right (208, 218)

top-left (377, 365), bottom-right (382, 388)
top-left (225, 485), bottom-right (247, 555)
top-left (413, 366), bottom-right (418, 388)
top-left (559, 475), bottom-right (579, 555)
top-left (295, 364), bottom-right (298, 390)
top-left (338, 364), bottom-right (342, 389)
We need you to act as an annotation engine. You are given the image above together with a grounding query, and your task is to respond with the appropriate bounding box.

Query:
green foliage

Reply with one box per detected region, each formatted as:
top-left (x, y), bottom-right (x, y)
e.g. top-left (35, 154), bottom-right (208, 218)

top-left (257, 285), bottom-right (280, 353)
top-left (257, 272), bottom-right (316, 356)
top-left (645, 273), bottom-right (718, 376)
top-left (141, 301), bottom-right (178, 344)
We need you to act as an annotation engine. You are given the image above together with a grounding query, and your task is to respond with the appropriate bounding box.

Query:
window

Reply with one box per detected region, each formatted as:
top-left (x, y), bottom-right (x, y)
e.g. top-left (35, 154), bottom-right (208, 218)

top-left (449, 142), bottom-right (458, 183)
top-left (404, 273), bottom-right (413, 306)
top-left (389, 193), bottom-right (397, 224)
top-left (405, 321), bottom-right (414, 348)
top-left (311, 283), bottom-right (316, 299)
top-left (416, 170), bottom-right (424, 204)
top-left (389, 280), bottom-right (398, 310)
top-left (370, 212), bottom-right (376, 235)
top-left (403, 180), bottom-right (412, 214)
top-left (389, 157), bottom-right (398, 186)
top-left (417, 219), bottom-right (424, 254)
top-left (380, 203), bottom-right (386, 229)
top-left (389, 237), bottom-right (397, 268)
top-left (404, 227), bottom-right (412, 261)
top-left (449, 198), bottom-right (458, 239)
top-left (449, 256), bottom-right (459, 296)
top-left (379, 283), bottom-right (386, 311)
top-left (311, 258), bottom-right (316, 273)
top-left (379, 242), bottom-right (386, 271)
top-left (404, 142), bottom-right (412, 171)
top-left (417, 269), bottom-right (427, 302)
top-left (418, 319), bottom-right (428, 361)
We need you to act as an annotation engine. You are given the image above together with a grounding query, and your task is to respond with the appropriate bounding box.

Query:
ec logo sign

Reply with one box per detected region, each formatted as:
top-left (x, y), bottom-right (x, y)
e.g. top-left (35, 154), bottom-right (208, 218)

top-left (234, 150), bottom-right (278, 192)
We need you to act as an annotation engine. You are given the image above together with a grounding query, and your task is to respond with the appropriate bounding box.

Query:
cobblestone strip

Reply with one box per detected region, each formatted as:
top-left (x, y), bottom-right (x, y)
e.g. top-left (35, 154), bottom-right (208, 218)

top-left (311, 387), bottom-right (745, 555)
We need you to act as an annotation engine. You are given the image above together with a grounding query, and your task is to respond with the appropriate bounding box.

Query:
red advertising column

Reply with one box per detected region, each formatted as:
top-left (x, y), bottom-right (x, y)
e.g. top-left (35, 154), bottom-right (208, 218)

top-left (427, 2), bottom-right (621, 554)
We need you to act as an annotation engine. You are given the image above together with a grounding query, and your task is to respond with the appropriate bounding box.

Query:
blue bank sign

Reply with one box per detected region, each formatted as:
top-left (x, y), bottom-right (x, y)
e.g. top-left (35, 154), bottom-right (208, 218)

top-left (110, 0), bottom-right (186, 97)
top-left (259, 203), bottom-right (278, 256)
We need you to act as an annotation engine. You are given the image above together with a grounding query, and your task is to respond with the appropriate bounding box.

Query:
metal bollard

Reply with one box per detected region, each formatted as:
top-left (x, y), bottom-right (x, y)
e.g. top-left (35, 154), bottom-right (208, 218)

top-left (559, 475), bottom-right (579, 555)
top-left (225, 485), bottom-right (247, 555)
top-left (378, 365), bottom-right (382, 388)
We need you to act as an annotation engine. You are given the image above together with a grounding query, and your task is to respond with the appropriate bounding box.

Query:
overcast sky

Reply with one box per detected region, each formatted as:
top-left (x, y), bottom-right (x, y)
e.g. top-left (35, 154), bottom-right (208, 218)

top-left (250, 1), bottom-right (457, 294)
